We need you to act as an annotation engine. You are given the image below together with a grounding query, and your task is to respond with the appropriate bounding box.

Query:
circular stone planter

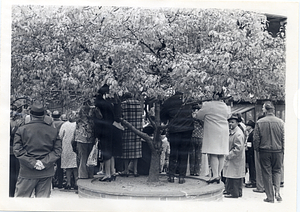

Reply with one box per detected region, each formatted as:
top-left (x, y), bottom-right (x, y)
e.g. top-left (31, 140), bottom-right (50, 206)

top-left (77, 174), bottom-right (223, 201)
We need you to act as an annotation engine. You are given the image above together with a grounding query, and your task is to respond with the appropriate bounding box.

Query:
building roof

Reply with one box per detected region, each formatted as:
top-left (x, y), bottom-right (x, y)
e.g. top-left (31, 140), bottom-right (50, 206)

top-left (231, 105), bottom-right (255, 114)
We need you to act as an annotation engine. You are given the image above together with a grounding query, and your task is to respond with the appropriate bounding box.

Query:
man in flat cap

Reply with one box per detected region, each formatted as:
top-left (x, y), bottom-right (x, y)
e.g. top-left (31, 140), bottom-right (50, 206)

top-left (223, 113), bottom-right (245, 198)
top-left (253, 101), bottom-right (284, 203)
top-left (13, 101), bottom-right (62, 197)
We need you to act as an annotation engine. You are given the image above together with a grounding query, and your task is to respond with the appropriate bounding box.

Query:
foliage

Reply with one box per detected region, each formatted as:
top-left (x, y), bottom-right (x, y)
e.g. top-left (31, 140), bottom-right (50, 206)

top-left (11, 6), bottom-right (285, 108)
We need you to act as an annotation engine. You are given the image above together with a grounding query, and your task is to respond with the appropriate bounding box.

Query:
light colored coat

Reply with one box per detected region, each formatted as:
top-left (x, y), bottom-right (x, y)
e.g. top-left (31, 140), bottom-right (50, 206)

top-left (195, 101), bottom-right (231, 154)
top-left (223, 126), bottom-right (245, 178)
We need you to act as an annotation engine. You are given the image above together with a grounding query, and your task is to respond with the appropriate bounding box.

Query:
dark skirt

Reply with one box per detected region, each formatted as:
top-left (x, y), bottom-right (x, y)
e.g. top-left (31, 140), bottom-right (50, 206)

top-left (112, 126), bottom-right (123, 157)
top-left (99, 125), bottom-right (123, 160)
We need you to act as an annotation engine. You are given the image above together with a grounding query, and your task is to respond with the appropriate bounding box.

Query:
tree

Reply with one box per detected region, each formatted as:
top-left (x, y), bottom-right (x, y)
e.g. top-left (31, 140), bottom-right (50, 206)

top-left (11, 6), bottom-right (286, 182)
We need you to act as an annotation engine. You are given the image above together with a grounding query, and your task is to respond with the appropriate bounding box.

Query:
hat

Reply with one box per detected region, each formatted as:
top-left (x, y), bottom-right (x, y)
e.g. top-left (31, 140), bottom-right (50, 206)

top-left (228, 114), bottom-right (239, 121)
top-left (245, 120), bottom-right (255, 128)
top-left (52, 111), bottom-right (61, 118)
top-left (98, 84), bottom-right (109, 95)
top-left (264, 102), bottom-right (275, 110)
top-left (30, 102), bottom-right (45, 116)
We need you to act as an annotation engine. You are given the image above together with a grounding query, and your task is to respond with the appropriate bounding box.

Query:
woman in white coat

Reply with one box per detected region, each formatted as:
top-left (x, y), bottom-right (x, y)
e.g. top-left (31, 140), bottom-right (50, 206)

top-left (223, 113), bottom-right (245, 198)
top-left (195, 92), bottom-right (231, 183)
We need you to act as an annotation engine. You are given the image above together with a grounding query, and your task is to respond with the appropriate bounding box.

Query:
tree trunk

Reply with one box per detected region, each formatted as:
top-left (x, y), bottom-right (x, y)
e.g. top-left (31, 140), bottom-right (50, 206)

top-left (147, 149), bottom-right (160, 182)
top-left (147, 101), bottom-right (162, 182)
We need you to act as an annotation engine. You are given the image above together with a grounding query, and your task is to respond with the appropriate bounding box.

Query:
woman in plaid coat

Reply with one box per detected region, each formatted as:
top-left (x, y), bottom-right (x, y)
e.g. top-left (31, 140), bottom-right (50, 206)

top-left (118, 92), bottom-right (143, 177)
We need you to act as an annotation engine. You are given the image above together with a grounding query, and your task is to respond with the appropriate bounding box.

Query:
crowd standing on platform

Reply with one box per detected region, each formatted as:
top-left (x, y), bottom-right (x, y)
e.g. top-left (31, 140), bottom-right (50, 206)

top-left (10, 87), bottom-right (284, 203)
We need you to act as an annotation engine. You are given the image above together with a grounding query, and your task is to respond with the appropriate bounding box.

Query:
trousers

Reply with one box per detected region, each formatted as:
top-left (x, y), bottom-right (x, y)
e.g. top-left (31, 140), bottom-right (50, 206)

top-left (15, 176), bottom-right (52, 198)
top-left (225, 178), bottom-right (243, 197)
top-left (9, 155), bottom-right (19, 197)
top-left (254, 150), bottom-right (265, 191)
top-left (260, 151), bottom-right (283, 201)
top-left (168, 130), bottom-right (192, 177)
top-left (53, 158), bottom-right (63, 187)
top-left (189, 137), bottom-right (202, 175)
top-left (246, 149), bottom-right (256, 184)
top-left (77, 142), bottom-right (94, 179)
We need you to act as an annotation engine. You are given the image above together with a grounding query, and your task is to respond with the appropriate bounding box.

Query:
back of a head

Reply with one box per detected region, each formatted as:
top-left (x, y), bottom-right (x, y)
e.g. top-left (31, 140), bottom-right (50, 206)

top-left (123, 92), bottom-right (133, 100)
top-left (52, 111), bottom-right (61, 119)
top-left (60, 114), bottom-right (67, 121)
top-left (98, 84), bottom-right (109, 96)
top-left (68, 111), bottom-right (77, 122)
top-left (264, 101), bottom-right (275, 113)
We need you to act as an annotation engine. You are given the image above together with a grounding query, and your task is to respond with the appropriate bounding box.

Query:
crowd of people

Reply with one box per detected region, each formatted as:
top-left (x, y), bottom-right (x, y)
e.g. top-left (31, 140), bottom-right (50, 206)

top-left (9, 86), bottom-right (284, 203)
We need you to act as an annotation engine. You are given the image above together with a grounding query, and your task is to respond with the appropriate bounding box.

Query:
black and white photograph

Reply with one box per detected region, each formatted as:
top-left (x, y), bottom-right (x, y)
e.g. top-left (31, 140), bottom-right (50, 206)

top-left (0, 0), bottom-right (298, 211)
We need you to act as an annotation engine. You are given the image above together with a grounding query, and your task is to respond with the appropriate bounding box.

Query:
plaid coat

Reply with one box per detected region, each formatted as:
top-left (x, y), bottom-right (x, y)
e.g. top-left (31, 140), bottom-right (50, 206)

top-left (120, 99), bottom-right (143, 159)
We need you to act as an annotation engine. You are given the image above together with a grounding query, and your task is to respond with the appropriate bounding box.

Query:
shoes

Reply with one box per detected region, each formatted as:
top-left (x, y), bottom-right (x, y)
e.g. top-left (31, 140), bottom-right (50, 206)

top-left (275, 194), bottom-right (282, 202)
top-left (245, 183), bottom-right (256, 188)
top-left (194, 174), bottom-right (199, 176)
top-left (179, 177), bottom-right (185, 184)
top-left (253, 189), bottom-right (265, 193)
top-left (223, 190), bottom-right (230, 195)
top-left (111, 175), bottom-right (117, 181)
top-left (263, 198), bottom-right (274, 203)
top-left (57, 184), bottom-right (63, 189)
top-left (73, 185), bottom-right (78, 190)
top-left (224, 195), bottom-right (238, 198)
top-left (99, 176), bottom-right (111, 182)
top-left (207, 177), bottom-right (220, 184)
top-left (168, 176), bottom-right (174, 183)
top-left (118, 172), bottom-right (129, 177)
top-left (134, 173), bottom-right (140, 177)
top-left (64, 185), bottom-right (71, 190)
top-left (280, 182), bottom-right (284, 188)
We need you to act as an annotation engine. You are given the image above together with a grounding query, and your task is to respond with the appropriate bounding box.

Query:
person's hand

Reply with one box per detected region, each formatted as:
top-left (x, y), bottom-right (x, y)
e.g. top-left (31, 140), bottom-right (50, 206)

top-left (224, 154), bottom-right (229, 161)
top-left (192, 112), bottom-right (197, 118)
top-left (34, 160), bottom-right (45, 170)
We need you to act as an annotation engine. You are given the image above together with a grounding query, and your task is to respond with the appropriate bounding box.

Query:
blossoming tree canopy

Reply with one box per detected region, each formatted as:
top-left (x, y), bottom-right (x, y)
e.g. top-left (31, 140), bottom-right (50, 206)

top-left (11, 6), bottom-right (285, 106)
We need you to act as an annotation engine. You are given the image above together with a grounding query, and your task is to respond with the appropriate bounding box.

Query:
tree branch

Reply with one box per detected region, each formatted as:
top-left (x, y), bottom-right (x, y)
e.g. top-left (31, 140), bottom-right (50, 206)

top-left (126, 27), bottom-right (158, 57)
top-left (120, 118), bottom-right (155, 152)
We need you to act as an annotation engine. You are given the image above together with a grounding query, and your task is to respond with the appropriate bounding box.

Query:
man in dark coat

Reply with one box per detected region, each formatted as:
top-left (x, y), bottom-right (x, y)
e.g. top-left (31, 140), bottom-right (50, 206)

top-left (160, 92), bottom-right (194, 184)
top-left (245, 120), bottom-right (256, 188)
top-left (13, 101), bottom-right (62, 197)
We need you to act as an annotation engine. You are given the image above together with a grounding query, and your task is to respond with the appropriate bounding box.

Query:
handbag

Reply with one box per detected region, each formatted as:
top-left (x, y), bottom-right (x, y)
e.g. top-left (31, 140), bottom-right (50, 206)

top-left (86, 140), bottom-right (98, 167)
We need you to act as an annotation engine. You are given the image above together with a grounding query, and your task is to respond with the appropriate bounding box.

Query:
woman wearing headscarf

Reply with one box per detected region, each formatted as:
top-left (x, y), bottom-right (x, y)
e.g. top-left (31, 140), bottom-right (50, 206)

top-left (195, 91), bottom-right (231, 183)
top-left (94, 84), bottom-right (118, 181)
top-left (59, 111), bottom-right (78, 190)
